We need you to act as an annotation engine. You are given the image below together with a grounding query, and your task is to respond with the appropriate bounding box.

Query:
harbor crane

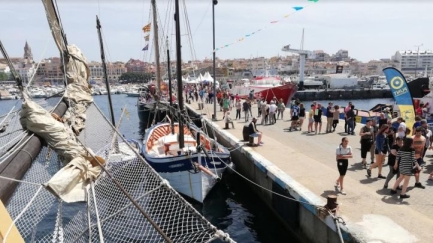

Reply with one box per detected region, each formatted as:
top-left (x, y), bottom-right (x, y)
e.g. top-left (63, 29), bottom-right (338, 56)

top-left (281, 44), bottom-right (315, 84)
top-left (281, 29), bottom-right (315, 85)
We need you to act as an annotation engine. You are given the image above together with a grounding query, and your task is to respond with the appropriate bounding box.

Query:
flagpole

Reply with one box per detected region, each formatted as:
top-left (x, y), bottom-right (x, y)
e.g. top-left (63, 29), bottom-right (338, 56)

top-left (212, 0), bottom-right (218, 121)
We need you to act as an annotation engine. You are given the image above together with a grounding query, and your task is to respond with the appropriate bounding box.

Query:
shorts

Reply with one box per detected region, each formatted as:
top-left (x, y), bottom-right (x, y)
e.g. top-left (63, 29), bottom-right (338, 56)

top-left (223, 108), bottom-right (229, 112)
top-left (374, 148), bottom-right (387, 155)
top-left (309, 118), bottom-right (314, 123)
top-left (333, 120), bottom-right (339, 125)
top-left (292, 116), bottom-right (299, 121)
top-left (299, 116), bottom-right (305, 120)
top-left (337, 159), bottom-right (348, 176)
top-left (314, 117), bottom-right (322, 123)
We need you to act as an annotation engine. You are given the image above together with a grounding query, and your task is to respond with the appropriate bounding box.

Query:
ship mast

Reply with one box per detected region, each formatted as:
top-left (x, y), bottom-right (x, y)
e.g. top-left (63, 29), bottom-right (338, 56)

top-left (151, 0), bottom-right (161, 94)
top-left (175, 0), bottom-right (184, 148)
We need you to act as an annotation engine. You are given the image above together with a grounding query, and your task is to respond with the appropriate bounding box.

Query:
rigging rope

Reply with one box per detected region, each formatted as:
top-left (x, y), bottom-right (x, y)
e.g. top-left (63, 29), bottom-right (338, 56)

top-left (90, 180), bottom-right (105, 243)
top-left (80, 104), bottom-right (174, 243)
top-left (0, 175), bottom-right (42, 186)
top-left (2, 186), bottom-right (44, 243)
top-left (0, 133), bottom-right (34, 167)
top-left (209, 144), bottom-right (324, 209)
top-left (192, 1), bottom-right (211, 37)
top-left (25, 37), bottom-right (50, 90)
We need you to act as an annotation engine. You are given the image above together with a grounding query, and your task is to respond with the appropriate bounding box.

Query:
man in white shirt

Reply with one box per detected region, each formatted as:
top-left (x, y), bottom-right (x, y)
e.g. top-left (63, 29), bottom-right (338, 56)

top-left (269, 101), bottom-right (277, 124)
top-left (397, 117), bottom-right (407, 138)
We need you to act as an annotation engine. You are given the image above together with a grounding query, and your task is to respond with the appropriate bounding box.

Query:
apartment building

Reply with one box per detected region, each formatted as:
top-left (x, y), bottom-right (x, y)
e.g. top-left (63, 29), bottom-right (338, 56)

top-left (88, 61), bottom-right (127, 82)
top-left (392, 50), bottom-right (433, 75)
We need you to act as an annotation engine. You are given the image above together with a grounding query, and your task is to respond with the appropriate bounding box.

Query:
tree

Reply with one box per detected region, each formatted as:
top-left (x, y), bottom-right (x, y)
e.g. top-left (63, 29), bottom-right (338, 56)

top-left (0, 72), bottom-right (10, 81)
top-left (119, 72), bottom-right (152, 83)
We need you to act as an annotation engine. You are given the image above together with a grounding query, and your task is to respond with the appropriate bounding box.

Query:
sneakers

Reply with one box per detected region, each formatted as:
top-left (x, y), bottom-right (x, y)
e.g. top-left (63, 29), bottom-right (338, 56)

top-left (400, 194), bottom-right (410, 199)
top-left (414, 182), bottom-right (425, 189)
top-left (390, 189), bottom-right (397, 195)
top-left (367, 169), bottom-right (371, 177)
top-left (378, 174), bottom-right (386, 179)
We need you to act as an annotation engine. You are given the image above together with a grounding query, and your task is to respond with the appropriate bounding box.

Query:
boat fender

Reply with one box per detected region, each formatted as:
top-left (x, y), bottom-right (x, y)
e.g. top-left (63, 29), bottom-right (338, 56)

top-left (194, 163), bottom-right (218, 180)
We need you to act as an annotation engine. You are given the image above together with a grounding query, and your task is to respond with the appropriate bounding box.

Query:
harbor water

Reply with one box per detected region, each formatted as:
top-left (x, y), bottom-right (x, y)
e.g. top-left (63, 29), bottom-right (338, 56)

top-left (0, 96), bottom-right (394, 242)
top-left (1, 95), bottom-right (305, 243)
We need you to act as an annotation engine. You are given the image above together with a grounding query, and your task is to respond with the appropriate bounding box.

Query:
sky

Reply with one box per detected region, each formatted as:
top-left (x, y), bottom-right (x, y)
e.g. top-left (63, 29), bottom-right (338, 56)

top-left (0, 0), bottom-right (432, 64)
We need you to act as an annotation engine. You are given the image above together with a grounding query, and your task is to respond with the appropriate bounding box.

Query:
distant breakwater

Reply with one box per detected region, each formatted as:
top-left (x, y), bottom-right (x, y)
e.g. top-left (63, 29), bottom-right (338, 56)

top-left (293, 89), bottom-right (392, 101)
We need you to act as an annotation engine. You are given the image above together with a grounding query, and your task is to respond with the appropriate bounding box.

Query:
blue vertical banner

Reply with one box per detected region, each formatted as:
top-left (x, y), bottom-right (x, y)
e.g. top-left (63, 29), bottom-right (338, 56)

top-left (382, 67), bottom-right (415, 129)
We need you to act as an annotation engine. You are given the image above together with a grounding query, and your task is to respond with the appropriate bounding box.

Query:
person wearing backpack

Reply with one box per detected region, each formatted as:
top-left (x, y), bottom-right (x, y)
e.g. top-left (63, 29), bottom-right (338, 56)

top-left (288, 102), bottom-right (300, 131)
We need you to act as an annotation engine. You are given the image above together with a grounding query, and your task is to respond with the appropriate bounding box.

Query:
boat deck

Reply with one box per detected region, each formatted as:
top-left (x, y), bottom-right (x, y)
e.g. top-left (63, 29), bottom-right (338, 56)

top-left (186, 99), bottom-right (433, 243)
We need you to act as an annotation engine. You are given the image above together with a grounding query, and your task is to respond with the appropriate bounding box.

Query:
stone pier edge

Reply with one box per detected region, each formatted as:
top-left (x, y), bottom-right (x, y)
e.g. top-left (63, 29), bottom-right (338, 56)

top-left (200, 116), bottom-right (355, 242)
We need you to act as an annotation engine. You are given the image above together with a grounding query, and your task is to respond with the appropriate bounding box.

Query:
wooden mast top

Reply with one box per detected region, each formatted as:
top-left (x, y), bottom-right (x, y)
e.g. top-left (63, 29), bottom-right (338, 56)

top-left (151, 0), bottom-right (161, 94)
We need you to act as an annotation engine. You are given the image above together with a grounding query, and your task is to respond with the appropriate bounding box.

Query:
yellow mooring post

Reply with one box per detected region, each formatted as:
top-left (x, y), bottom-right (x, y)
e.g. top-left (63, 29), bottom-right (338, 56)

top-left (0, 200), bottom-right (24, 243)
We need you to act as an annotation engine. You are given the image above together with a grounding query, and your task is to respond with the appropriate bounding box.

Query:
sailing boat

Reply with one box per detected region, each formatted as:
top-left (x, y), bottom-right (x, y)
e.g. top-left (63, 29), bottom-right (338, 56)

top-left (0, 0), bottom-right (235, 242)
top-left (140, 0), bottom-right (231, 203)
top-left (136, 0), bottom-right (171, 130)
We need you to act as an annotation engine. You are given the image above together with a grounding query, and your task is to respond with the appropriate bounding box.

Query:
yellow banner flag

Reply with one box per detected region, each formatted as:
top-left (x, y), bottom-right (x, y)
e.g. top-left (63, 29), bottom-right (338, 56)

top-left (142, 23), bottom-right (151, 32)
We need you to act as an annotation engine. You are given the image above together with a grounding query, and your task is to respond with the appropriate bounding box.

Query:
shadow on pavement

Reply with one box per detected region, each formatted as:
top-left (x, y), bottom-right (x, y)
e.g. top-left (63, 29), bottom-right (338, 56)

top-left (381, 196), bottom-right (410, 205)
top-left (320, 190), bottom-right (339, 199)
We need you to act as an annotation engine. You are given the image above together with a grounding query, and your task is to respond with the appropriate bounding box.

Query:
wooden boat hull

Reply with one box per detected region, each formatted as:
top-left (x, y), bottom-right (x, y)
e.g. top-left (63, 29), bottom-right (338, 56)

top-left (233, 83), bottom-right (298, 105)
top-left (140, 123), bottom-right (231, 203)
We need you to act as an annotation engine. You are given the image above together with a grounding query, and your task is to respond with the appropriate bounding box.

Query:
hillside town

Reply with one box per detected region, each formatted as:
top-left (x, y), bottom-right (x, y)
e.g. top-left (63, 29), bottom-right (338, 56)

top-left (0, 42), bottom-right (432, 86)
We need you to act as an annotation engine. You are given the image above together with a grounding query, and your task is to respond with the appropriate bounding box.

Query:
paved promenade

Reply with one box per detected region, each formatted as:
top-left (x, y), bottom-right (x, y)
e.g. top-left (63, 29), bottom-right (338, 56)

top-left (188, 100), bottom-right (433, 243)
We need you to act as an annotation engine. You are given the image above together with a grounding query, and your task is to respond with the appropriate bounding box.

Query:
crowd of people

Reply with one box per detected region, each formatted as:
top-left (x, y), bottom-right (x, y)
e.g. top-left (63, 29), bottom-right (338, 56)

top-left (183, 86), bottom-right (433, 200)
top-left (334, 103), bottom-right (432, 199)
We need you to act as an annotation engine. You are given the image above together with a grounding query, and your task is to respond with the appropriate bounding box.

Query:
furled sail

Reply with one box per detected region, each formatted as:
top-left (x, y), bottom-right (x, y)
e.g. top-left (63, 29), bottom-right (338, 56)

top-left (19, 93), bottom-right (103, 203)
top-left (41, 0), bottom-right (93, 135)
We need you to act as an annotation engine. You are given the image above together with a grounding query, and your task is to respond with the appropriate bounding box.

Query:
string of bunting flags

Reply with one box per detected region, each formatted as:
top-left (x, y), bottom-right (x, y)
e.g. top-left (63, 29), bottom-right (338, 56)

top-left (142, 23), bottom-right (151, 51)
top-left (212, 0), bottom-right (319, 53)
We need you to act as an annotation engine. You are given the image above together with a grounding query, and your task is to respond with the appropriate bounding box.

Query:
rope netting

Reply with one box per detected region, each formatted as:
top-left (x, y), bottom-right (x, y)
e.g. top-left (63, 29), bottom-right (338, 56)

top-left (5, 103), bottom-right (232, 243)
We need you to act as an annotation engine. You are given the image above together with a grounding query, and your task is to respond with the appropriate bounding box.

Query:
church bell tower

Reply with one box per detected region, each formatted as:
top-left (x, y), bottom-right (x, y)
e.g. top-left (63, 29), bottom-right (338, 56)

top-left (23, 41), bottom-right (33, 61)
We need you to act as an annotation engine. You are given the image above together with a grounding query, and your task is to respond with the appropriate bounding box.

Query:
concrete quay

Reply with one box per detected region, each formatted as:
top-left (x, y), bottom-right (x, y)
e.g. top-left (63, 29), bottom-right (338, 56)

top-left (186, 100), bottom-right (433, 243)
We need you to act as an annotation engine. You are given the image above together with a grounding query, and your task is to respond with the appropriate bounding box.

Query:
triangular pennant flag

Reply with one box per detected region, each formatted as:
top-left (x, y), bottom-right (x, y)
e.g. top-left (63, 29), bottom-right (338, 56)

top-left (293, 6), bottom-right (303, 11)
top-left (142, 44), bottom-right (149, 51)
